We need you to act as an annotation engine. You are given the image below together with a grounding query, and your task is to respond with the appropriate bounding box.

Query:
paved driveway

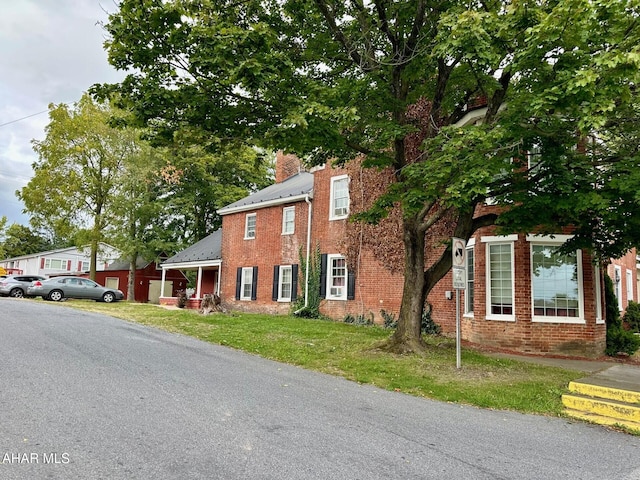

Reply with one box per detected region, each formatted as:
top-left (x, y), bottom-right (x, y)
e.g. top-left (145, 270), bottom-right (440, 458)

top-left (1, 299), bottom-right (639, 480)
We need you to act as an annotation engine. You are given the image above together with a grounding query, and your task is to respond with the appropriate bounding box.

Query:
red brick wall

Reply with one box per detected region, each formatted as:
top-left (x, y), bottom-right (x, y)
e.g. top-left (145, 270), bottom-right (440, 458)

top-left (309, 164), bottom-right (405, 322)
top-left (275, 151), bottom-right (303, 183)
top-left (427, 228), bottom-right (607, 357)
top-left (220, 199), bottom-right (310, 315)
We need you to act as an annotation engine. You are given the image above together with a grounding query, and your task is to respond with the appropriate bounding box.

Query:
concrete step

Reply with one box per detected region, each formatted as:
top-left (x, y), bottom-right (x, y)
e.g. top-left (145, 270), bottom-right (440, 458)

top-left (564, 408), bottom-right (640, 433)
top-left (562, 392), bottom-right (640, 425)
top-left (568, 380), bottom-right (640, 405)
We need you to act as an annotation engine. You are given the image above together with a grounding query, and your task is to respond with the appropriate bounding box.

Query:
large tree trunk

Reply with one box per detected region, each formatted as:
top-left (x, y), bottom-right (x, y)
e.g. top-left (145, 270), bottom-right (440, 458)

top-left (380, 217), bottom-right (428, 353)
top-left (379, 209), bottom-right (497, 354)
top-left (128, 253), bottom-right (137, 301)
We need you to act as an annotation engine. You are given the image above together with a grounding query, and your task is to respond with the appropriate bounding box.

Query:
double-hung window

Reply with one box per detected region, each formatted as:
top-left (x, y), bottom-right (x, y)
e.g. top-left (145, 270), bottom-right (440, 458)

top-left (241, 267), bottom-right (254, 300)
top-left (464, 241), bottom-right (475, 315)
top-left (327, 254), bottom-right (347, 300)
top-left (282, 207), bottom-right (295, 235)
top-left (329, 175), bottom-right (349, 220)
top-left (245, 213), bottom-right (256, 239)
top-left (278, 265), bottom-right (292, 301)
top-left (483, 235), bottom-right (517, 321)
top-left (528, 235), bottom-right (584, 323)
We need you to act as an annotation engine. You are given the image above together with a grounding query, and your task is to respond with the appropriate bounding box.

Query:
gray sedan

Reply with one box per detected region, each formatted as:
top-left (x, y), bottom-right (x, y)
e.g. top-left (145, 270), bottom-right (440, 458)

top-left (0, 275), bottom-right (46, 298)
top-left (27, 276), bottom-right (124, 303)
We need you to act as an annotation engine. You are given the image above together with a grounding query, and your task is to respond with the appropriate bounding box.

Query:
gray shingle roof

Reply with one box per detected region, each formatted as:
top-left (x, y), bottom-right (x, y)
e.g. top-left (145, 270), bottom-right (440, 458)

top-left (217, 172), bottom-right (313, 215)
top-left (163, 229), bottom-right (222, 265)
top-left (106, 257), bottom-right (150, 271)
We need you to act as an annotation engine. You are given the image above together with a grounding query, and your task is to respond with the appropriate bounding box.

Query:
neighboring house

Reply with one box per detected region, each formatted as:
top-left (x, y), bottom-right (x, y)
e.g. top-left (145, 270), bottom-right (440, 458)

top-left (94, 255), bottom-right (188, 303)
top-left (164, 150), bottom-right (635, 358)
top-left (159, 230), bottom-right (223, 308)
top-left (0, 243), bottom-right (120, 277)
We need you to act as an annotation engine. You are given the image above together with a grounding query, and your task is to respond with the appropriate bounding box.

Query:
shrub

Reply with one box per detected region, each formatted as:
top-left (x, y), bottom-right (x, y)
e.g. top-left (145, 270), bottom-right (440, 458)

top-left (622, 301), bottom-right (640, 333)
top-left (176, 290), bottom-right (188, 309)
top-left (343, 313), bottom-right (373, 326)
top-left (292, 243), bottom-right (321, 318)
top-left (605, 325), bottom-right (640, 356)
top-left (380, 309), bottom-right (397, 329)
top-left (604, 274), bottom-right (621, 328)
top-left (421, 303), bottom-right (441, 335)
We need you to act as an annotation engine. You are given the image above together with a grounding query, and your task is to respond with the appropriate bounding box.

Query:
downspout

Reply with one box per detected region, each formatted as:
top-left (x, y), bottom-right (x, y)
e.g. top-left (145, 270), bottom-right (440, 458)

top-left (294, 194), bottom-right (312, 313)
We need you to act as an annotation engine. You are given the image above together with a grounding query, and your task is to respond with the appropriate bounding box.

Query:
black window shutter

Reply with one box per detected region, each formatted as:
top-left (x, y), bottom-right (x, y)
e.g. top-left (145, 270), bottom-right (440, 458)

top-left (291, 264), bottom-right (298, 302)
top-left (319, 254), bottom-right (328, 298)
top-left (251, 266), bottom-right (258, 301)
top-left (347, 271), bottom-right (356, 300)
top-left (235, 267), bottom-right (242, 300)
top-left (272, 265), bottom-right (279, 301)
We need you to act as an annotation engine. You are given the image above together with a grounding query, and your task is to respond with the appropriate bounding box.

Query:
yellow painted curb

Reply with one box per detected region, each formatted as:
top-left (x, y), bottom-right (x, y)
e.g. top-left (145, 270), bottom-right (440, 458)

top-left (562, 394), bottom-right (640, 423)
top-left (568, 381), bottom-right (640, 405)
top-left (564, 409), bottom-right (640, 433)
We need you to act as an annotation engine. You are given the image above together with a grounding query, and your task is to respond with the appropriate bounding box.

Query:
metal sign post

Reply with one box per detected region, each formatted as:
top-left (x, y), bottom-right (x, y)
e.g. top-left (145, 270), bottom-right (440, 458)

top-left (452, 237), bottom-right (466, 369)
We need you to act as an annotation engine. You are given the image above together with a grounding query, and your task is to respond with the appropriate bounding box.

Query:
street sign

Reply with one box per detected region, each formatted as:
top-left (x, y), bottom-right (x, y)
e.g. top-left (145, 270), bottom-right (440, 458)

top-left (452, 237), bottom-right (466, 268)
top-left (452, 267), bottom-right (466, 290)
top-left (452, 237), bottom-right (466, 290)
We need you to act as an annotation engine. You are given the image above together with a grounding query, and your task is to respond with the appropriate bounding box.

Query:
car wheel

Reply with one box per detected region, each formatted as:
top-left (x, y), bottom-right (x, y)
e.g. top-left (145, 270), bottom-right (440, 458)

top-left (9, 288), bottom-right (24, 298)
top-left (102, 292), bottom-right (115, 303)
top-left (49, 290), bottom-right (64, 302)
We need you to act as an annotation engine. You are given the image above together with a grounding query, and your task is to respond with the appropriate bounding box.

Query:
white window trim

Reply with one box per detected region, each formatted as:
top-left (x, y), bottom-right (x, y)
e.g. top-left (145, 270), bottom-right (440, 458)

top-left (614, 265), bottom-right (623, 311)
top-left (627, 269), bottom-right (634, 305)
top-left (282, 206), bottom-right (295, 235)
top-left (326, 254), bottom-right (347, 300)
top-left (483, 238), bottom-right (516, 322)
top-left (44, 258), bottom-right (68, 270)
top-left (240, 267), bottom-right (253, 300)
top-left (464, 238), bottom-right (475, 318)
top-left (277, 265), bottom-right (293, 302)
top-left (529, 243), bottom-right (585, 324)
top-left (244, 213), bottom-right (256, 240)
top-left (329, 175), bottom-right (349, 221)
top-left (595, 264), bottom-right (604, 324)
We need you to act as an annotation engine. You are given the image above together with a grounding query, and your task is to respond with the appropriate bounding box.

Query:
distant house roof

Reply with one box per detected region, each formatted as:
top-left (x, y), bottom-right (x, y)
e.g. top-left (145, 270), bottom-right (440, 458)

top-left (217, 172), bottom-right (314, 215)
top-left (0, 242), bottom-right (119, 263)
top-left (162, 229), bottom-right (222, 267)
top-left (106, 257), bottom-right (151, 271)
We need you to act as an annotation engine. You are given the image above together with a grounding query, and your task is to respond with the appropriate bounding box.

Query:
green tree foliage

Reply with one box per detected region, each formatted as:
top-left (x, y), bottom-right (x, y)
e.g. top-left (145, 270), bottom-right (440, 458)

top-left (97, 0), bottom-right (640, 352)
top-left (154, 140), bottom-right (274, 246)
top-left (18, 94), bottom-right (144, 279)
top-left (0, 224), bottom-right (52, 259)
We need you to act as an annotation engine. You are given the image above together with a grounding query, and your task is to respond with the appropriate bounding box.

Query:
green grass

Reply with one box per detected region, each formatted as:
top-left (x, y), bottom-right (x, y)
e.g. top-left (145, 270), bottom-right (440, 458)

top-left (60, 301), bottom-right (582, 415)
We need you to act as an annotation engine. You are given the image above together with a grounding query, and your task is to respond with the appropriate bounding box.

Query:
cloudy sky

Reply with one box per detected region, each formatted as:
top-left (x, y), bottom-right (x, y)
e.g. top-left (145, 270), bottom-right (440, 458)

top-left (0, 1), bottom-right (125, 227)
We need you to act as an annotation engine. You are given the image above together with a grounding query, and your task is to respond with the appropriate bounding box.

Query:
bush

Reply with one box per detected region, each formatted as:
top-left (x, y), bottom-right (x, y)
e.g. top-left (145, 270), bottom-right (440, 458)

top-left (380, 309), bottom-right (397, 329)
top-left (294, 306), bottom-right (320, 318)
top-left (421, 303), bottom-right (441, 335)
top-left (604, 274), bottom-right (621, 328)
top-left (343, 313), bottom-right (373, 326)
top-left (605, 325), bottom-right (640, 356)
top-left (176, 290), bottom-right (188, 309)
top-left (623, 301), bottom-right (640, 333)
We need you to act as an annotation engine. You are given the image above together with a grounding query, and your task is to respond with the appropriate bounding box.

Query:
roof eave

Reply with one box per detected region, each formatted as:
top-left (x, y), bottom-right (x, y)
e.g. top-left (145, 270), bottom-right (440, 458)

top-left (217, 192), bottom-right (312, 216)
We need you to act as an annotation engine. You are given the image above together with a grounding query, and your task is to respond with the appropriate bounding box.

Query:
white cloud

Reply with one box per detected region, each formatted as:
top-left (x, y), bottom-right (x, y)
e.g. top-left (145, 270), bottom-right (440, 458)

top-left (0, 0), bottom-right (125, 226)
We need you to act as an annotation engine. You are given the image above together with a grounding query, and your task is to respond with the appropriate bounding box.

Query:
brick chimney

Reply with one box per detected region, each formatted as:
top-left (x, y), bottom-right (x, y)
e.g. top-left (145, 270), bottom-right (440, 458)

top-left (275, 151), bottom-right (303, 183)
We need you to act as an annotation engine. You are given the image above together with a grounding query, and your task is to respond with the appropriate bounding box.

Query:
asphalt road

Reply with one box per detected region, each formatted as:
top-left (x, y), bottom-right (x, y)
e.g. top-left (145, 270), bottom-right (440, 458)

top-left (1, 299), bottom-right (639, 480)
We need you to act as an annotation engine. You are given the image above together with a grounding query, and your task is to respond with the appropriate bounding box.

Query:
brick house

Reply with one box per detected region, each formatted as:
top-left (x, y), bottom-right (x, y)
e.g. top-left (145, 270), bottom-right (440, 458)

top-left (208, 148), bottom-right (638, 358)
